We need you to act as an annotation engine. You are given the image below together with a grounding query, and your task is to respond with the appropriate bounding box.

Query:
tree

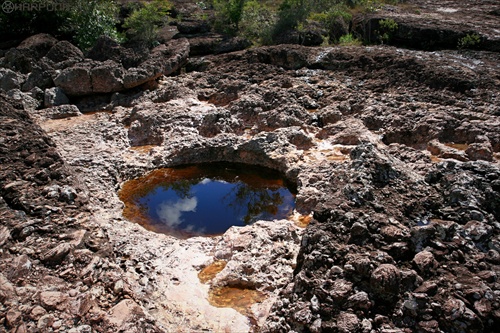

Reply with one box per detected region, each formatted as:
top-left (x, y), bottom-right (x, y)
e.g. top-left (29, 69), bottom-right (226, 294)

top-left (239, 0), bottom-right (276, 44)
top-left (213, 0), bottom-right (246, 34)
top-left (66, 0), bottom-right (122, 50)
top-left (122, 0), bottom-right (171, 47)
top-left (0, 0), bottom-right (122, 50)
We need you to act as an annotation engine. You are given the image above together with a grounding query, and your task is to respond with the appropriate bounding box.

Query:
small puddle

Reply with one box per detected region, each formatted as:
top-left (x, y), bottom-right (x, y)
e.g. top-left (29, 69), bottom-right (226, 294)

top-left (430, 155), bottom-right (442, 163)
top-left (198, 261), bottom-right (227, 284)
top-left (198, 261), bottom-right (265, 320)
top-left (129, 145), bottom-right (158, 154)
top-left (289, 211), bottom-right (313, 228)
top-left (327, 154), bottom-right (348, 161)
top-left (208, 286), bottom-right (266, 317)
top-left (444, 143), bottom-right (469, 151)
top-left (119, 163), bottom-right (296, 238)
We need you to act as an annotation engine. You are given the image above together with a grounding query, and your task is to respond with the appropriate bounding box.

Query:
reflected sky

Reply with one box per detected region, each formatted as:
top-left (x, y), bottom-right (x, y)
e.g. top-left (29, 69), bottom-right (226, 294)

top-left (157, 196), bottom-right (198, 227)
top-left (137, 176), bottom-right (295, 237)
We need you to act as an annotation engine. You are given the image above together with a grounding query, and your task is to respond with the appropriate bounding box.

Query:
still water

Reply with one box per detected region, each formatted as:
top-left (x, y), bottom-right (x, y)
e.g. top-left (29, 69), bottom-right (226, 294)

top-left (119, 163), bottom-right (296, 238)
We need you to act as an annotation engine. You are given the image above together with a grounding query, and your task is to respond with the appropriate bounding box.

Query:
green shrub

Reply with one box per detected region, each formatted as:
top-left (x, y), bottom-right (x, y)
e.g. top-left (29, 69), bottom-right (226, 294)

top-left (338, 33), bottom-right (362, 45)
top-left (321, 35), bottom-right (331, 46)
top-left (271, 0), bottom-right (309, 38)
top-left (308, 7), bottom-right (352, 26)
top-left (271, 0), bottom-right (380, 43)
top-left (66, 0), bottom-right (122, 50)
top-left (213, 0), bottom-right (246, 34)
top-left (379, 18), bottom-right (398, 31)
top-left (351, 0), bottom-right (403, 11)
top-left (239, 0), bottom-right (276, 45)
top-left (207, 0), bottom-right (403, 45)
top-left (196, 1), bottom-right (211, 10)
top-left (0, 0), bottom-right (121, 50)
top-left (123, 0), bottom-right (172, 47)
top-left (308, 5), bottom-right (352, 40)
top-left (377, 18), bottom-right (398, 43)
top-left (457, 33), bottom-right (481, 49)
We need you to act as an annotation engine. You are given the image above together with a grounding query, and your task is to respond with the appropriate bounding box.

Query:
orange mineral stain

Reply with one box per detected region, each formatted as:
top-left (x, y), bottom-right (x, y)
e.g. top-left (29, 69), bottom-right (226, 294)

top-left (208, 285), bottom-right (266, 316)
top-left (129, 145), bottom-right (158, 154)
top-left (198, 261), bottom-right (227, 284)
top-left (444, 143), bottom-right (469, 151)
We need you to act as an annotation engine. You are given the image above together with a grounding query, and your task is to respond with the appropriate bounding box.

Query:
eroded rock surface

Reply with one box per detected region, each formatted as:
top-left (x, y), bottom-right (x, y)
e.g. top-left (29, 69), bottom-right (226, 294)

top-left (359, 0), bottom-right (500, 51)
top-left (0, 34), bottom-right (190, 103)
top-left (53, 39), bottom-right (190, 96)
top-left (0, 95), bottom-right (165, 332)
top-left (4, 41), bottom-right (494, 332)
top-left (1, 1), bottom-right (500, 332)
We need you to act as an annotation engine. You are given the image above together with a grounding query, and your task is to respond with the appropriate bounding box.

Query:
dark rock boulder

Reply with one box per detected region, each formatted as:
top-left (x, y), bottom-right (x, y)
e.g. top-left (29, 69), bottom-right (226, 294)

top-left (176, 19), bottom-right (211, 35)
top-left (370, 264), bottom-right (401, 302)
top-left (87, 35), bottom-right (148, 69)
top-left (44, 87), bottom-right (70, 108)
top-left (91, 60), bottom-right (126, 93)
top-left (21, 65), bottom-right (55, 92)
top-left (466, 142), bottom-right (494, 162)
top-left (54, 39), bottom-right (189, 96)
top-left (16, 33), bottom-right (58, 57)
top-left (1, 48), bottom-right (35, 74)
top-left (412, 250), bottom-right (438, 276)
top-left (181, 33), bottom-right (250, 56)
top-left (441, 298), bottom-right (484, 333)
top-left (0, 68), bottom-right (24, 91)
top-left (213, 36), bottom-right (252, 54)
top-left (45, 40), bottom-right (84, 63)
top-left (2, 34), bottom-right (58, 73)
top-left (6, 89), bottom-right (40, 110)
top-left (40, 243), bottom-right (72, 265)
top-left (124, 38), bottom-right (190, 88)
top-left (246, 45), bottom-right (309, 70)
top-left (273, 21), bottom-right (326, 46)
top-left (53, 61), bottom-right (93, 96)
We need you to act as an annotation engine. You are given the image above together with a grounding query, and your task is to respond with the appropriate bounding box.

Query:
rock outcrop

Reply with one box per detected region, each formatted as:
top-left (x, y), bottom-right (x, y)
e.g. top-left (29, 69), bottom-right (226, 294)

top-left (0, 94), bottom-right (170, 332)
top-left (53, 38), bottom-right (190, 96)
top-left (1, 1), bottom-right (499, 332)
top-left (0, 34), bottom-right (190, 103)
top-left (357, 0), bottom-right (500, 51)
top-left (9, 39), bottom-right (494, 332)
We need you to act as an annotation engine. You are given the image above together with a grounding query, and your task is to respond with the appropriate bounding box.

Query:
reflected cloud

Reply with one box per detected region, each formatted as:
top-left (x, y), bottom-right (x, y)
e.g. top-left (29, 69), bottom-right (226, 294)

top-left (184, 224), bottom-right (207, 235)
top-left (157, 197), bottom-right (197, 227)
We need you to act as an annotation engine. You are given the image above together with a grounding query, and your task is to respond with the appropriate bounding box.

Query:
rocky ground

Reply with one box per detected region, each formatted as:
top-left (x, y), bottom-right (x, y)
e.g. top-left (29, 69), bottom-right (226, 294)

top-left (359, 0), bottom-right (500, 51)
top-left (1, 0), bottom-right (500, 332)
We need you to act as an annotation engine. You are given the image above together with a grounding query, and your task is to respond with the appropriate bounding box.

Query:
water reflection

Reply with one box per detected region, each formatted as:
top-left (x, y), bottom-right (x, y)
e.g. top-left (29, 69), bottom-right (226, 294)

top-left (223, 183), bottom-right (288, 224)
top-left (119, 163), bottom-right (296, 238)
top-left (157, 196), bottom-right (198, 228)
